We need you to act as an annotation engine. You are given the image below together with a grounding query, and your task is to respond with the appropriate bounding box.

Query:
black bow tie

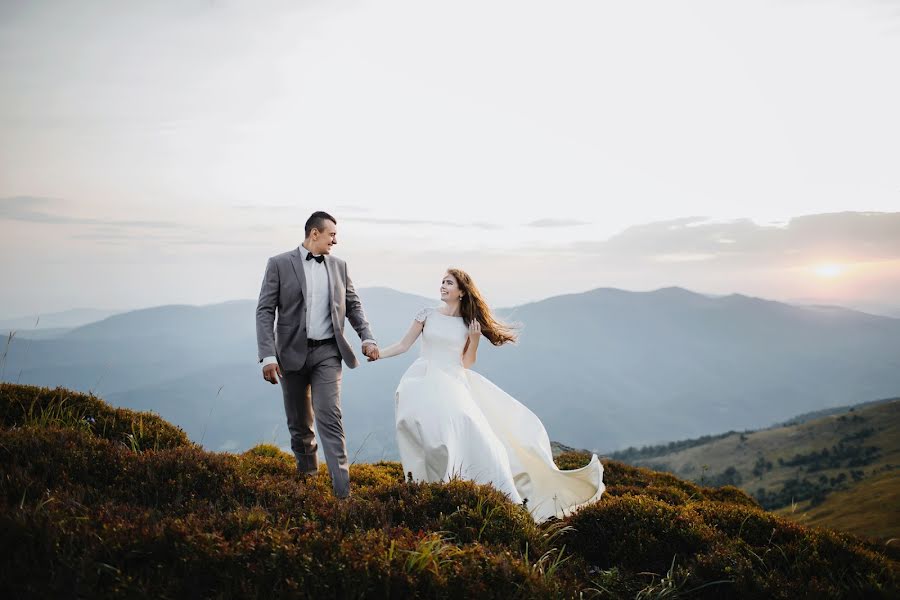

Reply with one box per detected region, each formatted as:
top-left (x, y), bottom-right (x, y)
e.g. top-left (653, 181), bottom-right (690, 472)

top-left (305, 252), bottom-right (324, 264)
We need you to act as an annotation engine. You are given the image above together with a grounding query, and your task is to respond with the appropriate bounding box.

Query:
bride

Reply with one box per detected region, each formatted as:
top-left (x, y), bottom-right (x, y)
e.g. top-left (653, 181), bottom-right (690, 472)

top-left (370, 268), bottom-right (604, 522)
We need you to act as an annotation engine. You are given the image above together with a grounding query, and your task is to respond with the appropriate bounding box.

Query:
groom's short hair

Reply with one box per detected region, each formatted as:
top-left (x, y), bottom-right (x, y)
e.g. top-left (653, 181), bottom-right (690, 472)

top-left (305, 211), bottom-right (337, 237)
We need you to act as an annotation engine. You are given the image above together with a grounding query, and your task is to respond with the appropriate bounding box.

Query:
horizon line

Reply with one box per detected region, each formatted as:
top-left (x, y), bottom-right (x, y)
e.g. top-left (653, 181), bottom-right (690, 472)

top-left (3, 284), bottom-right (898, 324)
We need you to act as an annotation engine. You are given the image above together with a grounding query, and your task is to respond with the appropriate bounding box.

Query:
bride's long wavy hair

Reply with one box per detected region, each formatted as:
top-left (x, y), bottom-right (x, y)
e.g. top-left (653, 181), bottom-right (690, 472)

top-left (447, 268), bottom-right (519, 346)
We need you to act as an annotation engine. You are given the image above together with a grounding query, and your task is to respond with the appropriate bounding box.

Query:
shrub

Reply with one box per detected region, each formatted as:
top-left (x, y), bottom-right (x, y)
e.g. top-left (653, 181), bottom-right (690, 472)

top-left (605, 484), bottom-right (691, 506)
top-left (0, 383), bottom-right (191, 451)
top-left (563, 494), bottom-right (717, 574)
top-left (702, 485), bottom-right (760, 508)
top-left (437, 488), bottom-right (541, 549)
top-left (349, 462), bottom-right (405, 489)
top-left (554, 450), bottom-right (593, 470)
top-left (363, 478), bottom-right (542, 551)
top-left (687, 501), bottom-right (898, 598)
top-left (242, 443), bottom-right (292, 461)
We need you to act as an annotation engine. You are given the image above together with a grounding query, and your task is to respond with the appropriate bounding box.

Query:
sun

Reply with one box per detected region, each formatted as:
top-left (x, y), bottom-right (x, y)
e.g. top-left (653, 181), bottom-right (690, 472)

top-left (812, 263), bottom-right (845, 278)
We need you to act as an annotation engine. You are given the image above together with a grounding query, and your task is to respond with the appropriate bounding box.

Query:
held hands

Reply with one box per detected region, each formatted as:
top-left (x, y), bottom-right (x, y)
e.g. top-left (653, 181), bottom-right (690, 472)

top-left (363, 343), bottom-right (380, 362)
top-left (468, 319), bottom-right (482, 339)
top-left (262, 363), bottom-right (283, 385)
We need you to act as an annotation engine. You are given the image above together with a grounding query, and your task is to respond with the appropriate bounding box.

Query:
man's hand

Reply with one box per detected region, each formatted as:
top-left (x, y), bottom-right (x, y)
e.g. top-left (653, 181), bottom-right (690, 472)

top-left (262, 363), bottom-right (283, 384)
top-left (362, 343), bottom-right (380, 362)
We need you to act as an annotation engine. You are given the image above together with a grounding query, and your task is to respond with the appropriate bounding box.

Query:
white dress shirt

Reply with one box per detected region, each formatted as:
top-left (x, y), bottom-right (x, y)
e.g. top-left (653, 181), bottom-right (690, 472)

top-left (301, 243), bottom-right (336, 341)
top-left (262, 244), bottom-right (374, 367)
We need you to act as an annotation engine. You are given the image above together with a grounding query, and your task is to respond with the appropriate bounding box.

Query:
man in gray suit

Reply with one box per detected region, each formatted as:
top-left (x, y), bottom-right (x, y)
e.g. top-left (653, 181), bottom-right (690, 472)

top-left (256, 211), bottom-right (379, 498)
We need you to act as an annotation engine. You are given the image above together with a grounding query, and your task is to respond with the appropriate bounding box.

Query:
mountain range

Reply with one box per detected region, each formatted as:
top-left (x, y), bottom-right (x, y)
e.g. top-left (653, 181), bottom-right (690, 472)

top-left (2, 286), bottom-right (899, 462)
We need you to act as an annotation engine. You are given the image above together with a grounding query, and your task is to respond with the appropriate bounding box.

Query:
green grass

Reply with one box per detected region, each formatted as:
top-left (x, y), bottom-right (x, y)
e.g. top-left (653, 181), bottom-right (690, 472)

top-left (1, 382), bottom-right (897, 598)
top-left (775, 469), bottom-right (900, 545)
top-left (616, 398), bottom-right (900, 541)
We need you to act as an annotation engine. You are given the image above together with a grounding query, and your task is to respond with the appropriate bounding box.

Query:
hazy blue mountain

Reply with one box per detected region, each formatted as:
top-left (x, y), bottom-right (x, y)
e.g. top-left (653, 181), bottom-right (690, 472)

top-left (0, 307), bottom-right (120, 335)
top-left (1, 328), bottom-right (73, 341)
top-left (786, 297), bottom-right (900, 320)
top-left (2, 286), bottom-right (899, 462)
top-left (478, 287), bottom-right (900, 452)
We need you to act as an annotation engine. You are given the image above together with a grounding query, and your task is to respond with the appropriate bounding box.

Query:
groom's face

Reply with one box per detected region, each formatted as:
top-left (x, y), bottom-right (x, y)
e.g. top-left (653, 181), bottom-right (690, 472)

top-left (310, 220), bottom-right (338, 255)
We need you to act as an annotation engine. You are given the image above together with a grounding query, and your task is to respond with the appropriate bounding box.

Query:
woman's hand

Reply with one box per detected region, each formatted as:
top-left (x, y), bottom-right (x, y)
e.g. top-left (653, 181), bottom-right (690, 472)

top-left (468, 319), bottom-right (481, 339)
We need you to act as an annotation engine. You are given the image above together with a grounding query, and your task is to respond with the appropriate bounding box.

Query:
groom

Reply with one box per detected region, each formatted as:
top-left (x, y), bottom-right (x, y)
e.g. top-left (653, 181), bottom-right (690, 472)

top-left (256, 211), bottom-right (379, 498)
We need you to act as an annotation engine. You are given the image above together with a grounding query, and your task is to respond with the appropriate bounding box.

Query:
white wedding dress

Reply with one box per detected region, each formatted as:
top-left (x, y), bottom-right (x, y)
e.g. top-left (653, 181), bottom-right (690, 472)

top-left (394, 306), bottom-right (605, 522)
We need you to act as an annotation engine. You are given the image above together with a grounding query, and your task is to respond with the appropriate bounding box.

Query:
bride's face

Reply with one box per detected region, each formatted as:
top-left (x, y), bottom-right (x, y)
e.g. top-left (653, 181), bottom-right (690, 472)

top-left (440, 273), bottom-right (463, 302)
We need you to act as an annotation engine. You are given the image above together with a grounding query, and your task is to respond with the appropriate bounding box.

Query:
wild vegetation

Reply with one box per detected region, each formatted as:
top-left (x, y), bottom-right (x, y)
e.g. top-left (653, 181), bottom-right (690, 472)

top-left (1, 383), bottom-right (896, 598)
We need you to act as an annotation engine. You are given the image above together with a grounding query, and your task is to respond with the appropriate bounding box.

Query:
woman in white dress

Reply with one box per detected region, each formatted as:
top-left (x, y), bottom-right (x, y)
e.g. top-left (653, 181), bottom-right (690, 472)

top-left (371, 268), bottom-right (604, 522)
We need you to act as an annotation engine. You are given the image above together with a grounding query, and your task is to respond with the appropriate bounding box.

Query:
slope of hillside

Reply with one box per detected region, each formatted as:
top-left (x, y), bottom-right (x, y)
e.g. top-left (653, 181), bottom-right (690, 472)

top-left (1, 383), bottom-right (896, 598)
top-left (613, 398), bottom-right (900, 542)
top-left (775, 470), bottom-right (900, 542)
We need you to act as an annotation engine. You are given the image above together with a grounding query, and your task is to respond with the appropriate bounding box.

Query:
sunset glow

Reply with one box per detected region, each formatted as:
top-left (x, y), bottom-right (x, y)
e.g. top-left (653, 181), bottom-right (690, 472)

top-left (813, 263), bottom-right (846, 278)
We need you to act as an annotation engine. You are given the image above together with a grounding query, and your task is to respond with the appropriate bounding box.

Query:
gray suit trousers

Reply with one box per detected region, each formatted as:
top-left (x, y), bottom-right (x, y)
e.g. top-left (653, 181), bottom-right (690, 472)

top-left (280, 341), bottom-right (350, 498)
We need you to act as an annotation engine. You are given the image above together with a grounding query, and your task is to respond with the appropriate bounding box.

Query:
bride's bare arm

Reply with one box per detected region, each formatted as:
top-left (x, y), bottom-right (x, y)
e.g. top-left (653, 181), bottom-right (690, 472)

top-left (371, 320), bottom-right (425, 360)
top-left (462, 320), bottom-right (481, 369)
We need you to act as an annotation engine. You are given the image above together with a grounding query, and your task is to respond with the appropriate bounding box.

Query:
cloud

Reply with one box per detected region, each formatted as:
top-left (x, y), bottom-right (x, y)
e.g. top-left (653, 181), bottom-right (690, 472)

top-left (342, 216), bottom-right (502, 230)
top-left (0, 196), bottom-right (182, 229)
top-left (573, 212), bottom-right (900, 266)
top-left (69, 231), bottom-right (172, 241)
top-left (226, 206), bottom-right (498, 229)
top-left (230, 204), bottom-right (296, 211)
top-left (334, 204), bottom-right (371, 213)
top-left (229, 204), bottom-right (375, 216)
top-left (526, 218), bottom-right (591, 228)
top-left (69, 229), bottom-right (269, 247)
top-left (652, 253), bottom-right (718, 263)
top-left (0, 197), bottom-right (286, 249)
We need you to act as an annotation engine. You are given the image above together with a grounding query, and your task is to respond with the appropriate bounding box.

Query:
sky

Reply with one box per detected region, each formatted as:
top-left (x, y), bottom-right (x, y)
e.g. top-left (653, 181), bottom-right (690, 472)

top-left (1, 0), bottom-right (899, 318)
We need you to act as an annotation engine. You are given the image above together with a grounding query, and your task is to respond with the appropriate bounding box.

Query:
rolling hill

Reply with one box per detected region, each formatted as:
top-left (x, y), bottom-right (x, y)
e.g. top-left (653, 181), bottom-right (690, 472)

top-left (609, 397), bottom-right (900, 542)
top-left (779, 470), bottom-right (900, 542)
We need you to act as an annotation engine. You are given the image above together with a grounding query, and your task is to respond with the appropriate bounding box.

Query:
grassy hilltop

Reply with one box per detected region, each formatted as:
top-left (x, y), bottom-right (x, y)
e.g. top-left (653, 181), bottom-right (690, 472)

top-left (0, 383), bottom-right (897, 599)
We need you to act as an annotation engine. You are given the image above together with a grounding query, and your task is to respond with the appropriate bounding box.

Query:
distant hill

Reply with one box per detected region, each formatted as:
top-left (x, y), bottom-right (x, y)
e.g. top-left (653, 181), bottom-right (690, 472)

top-left (774, 396), bottom-right (900, 427)
top-left (2, 286), bottom-right (900, 463)
top-left (609, 397), bottom-right (900, 541)
top-left (0, 307), bottom-right (120, 336)
top-left (1, 382), bottom-right (895, 598)
top-left (787, 297), bottom-right (900, 320)
top-left (1, 327), bottom-right (72, 341)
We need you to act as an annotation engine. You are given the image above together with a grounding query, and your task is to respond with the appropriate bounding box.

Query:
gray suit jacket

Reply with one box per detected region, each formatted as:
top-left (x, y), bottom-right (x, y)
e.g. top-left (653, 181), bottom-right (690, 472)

top-left (256, 248), bottom-right (375, 370)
